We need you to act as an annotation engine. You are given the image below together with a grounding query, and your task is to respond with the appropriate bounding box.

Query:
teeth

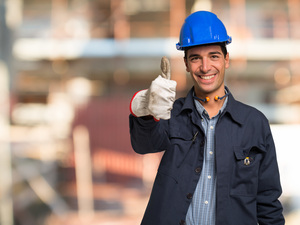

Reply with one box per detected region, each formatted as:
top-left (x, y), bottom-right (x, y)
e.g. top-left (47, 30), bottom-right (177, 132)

top-left (200, 75), bottom-right (215, 80)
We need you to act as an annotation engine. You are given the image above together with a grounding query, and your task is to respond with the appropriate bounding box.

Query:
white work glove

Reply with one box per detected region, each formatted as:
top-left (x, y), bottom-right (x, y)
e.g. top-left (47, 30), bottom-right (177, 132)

top-left (130, 56), bottom-right (177, 120)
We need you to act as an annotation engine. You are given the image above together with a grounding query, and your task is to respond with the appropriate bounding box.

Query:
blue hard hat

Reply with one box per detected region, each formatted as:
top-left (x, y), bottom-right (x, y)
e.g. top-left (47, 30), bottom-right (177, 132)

top-left (176, 11), bottom-right (232, 50)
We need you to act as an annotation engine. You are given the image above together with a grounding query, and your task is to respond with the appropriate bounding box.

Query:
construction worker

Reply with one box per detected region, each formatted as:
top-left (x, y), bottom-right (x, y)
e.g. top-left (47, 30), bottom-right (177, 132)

top-left (129, 11), bottom-right (284, 225)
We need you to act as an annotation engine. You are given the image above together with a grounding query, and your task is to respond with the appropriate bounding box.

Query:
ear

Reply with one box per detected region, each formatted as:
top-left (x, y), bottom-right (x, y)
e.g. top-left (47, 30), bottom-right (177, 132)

top-left (184, 57), bottom-right (190, 72)
top-left (225, 53), bottom-right (230, 69)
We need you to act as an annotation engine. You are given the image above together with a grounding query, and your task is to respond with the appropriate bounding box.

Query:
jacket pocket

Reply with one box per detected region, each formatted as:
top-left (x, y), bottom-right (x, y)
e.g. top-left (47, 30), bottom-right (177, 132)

top-left (168, 131), bottom-right (199, 168)
top-left (157, 166), bottom-right (179, 184)
top-left (230, 145), bottom-right (265, 197)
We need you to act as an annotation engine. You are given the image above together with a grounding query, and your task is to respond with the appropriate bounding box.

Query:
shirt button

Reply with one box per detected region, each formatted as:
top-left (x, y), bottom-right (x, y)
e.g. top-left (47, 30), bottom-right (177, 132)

top-left (204, 200), bottom-right (209, 205)
top-left (210, 125), bottom-right (214, 130)
top-left (179, 220), bottom-right (186, 225)
top-left (209, 151), bottom-right (213, 155)
top-left (195, 167), bottom-right (201, 173)
top-left (186, 193), bottom-right (193, 199)
top-left (200, 141), bottom-right (205, 147)
top-left (208, 175), bottom-right (212, 179)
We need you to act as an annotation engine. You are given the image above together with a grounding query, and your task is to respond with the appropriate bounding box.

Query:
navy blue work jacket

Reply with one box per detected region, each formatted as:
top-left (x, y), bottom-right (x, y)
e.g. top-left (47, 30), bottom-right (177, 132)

top-left (129, 88), bottom-right (284, 225)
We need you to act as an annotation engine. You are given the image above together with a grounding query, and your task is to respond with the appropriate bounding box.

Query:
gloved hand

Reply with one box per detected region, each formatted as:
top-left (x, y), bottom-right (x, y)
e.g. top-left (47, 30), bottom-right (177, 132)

top-left (130, 56), bottom-right (177, 120)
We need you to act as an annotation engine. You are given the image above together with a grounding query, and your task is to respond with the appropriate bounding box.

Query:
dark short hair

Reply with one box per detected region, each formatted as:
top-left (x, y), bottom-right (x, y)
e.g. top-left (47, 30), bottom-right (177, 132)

top-left (184, 42), bottom-right (228, 59)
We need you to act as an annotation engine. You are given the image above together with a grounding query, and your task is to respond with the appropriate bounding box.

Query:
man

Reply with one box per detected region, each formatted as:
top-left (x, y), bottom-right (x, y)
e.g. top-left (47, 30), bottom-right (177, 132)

top-left (129, 11), bottom-right (284, 225)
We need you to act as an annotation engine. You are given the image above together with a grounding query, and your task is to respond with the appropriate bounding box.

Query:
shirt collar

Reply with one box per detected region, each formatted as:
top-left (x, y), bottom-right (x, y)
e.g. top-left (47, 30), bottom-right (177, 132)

top-left (178, 87), bottom-right (244, 125)
top-left (193, 90), bottom-right (228, 118)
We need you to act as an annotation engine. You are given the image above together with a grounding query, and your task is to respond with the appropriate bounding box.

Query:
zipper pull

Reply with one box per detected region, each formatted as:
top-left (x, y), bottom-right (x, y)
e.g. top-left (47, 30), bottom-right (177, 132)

top-left (192, 131), bottom-right (199, 142)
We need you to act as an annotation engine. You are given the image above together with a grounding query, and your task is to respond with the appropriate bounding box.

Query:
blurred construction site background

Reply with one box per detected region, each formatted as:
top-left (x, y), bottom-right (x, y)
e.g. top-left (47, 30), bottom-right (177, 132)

top-left (0, 0), bottom-right (300, 224)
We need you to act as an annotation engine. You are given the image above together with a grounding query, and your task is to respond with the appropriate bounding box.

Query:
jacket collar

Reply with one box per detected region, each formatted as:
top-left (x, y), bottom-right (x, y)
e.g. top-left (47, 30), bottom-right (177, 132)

top-left (178, 86), bottom-right (244, 125)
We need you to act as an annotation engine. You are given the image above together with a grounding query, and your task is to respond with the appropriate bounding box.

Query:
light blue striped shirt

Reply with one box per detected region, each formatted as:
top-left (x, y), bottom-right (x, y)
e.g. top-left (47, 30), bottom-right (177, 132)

top-left (185, 95), bottom-right (228, 225)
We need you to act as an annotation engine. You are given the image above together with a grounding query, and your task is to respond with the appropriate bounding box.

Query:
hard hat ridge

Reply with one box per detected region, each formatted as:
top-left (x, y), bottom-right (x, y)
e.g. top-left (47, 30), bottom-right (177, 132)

top-left (176, 11), bottom-right (232, 51)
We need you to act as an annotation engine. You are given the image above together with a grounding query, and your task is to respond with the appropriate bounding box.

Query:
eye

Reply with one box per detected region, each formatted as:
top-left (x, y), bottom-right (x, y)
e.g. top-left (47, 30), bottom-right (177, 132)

top-left (211, 54), bottom-right (220, 60)
top-left (190, 56), bottom-right (200, 62)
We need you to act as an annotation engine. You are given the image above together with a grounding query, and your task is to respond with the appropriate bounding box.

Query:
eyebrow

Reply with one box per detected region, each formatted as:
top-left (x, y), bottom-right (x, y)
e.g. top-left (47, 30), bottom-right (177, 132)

top-left (188, 54), bottom-right (200, 59)
top-left (188, 51), bottom-right (222, 59)
top-left (210, 51), bottom-right (222, 55)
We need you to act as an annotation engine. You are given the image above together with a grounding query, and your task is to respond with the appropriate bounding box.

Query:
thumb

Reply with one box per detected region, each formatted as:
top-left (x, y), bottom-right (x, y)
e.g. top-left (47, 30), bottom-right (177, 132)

top-left (160, 56), bottom-right (171, 80)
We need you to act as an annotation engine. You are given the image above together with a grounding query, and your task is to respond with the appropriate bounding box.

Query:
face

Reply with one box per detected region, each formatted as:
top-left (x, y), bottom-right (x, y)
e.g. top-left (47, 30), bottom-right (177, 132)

top-left (184, 45), bottom-right (229, 98)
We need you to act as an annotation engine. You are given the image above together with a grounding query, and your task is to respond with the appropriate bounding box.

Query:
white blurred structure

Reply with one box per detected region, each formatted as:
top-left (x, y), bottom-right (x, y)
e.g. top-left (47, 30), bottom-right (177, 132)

top-left (272, 125), bottom-right (300, 197)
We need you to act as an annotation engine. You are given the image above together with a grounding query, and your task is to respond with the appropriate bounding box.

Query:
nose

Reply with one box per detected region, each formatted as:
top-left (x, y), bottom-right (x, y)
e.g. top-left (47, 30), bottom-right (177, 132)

top-left (200, 58), bottom-right (211, 73)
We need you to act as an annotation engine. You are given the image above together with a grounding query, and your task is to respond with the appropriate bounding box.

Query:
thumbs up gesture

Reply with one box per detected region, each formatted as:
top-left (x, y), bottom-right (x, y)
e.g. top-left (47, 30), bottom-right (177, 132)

top-left (130, 56), bottom-right (177, 120)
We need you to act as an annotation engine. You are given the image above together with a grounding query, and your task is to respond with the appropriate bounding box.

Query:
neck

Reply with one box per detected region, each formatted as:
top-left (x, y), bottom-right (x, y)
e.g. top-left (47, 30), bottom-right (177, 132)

top-left (194, 88), bottom-right (228, 117)
top-left (194, 89), bottom-right (228, 103)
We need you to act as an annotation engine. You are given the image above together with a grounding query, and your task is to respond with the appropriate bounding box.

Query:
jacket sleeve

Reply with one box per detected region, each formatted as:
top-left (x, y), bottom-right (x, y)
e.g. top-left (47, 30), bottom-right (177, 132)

top-left (256, 122), bottom-right (285, 225)
top-left (129, 114), bottom-right (170, 154)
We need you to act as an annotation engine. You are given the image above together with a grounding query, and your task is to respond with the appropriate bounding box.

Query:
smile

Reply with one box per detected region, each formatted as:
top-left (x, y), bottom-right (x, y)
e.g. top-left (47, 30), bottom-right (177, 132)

top-left (199, 74), bottom-right (216, 80)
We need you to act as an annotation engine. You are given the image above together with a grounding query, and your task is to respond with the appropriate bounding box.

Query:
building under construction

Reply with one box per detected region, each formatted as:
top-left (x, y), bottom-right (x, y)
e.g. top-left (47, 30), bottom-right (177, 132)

top-left (0, 0), bottom-right (300, 224)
